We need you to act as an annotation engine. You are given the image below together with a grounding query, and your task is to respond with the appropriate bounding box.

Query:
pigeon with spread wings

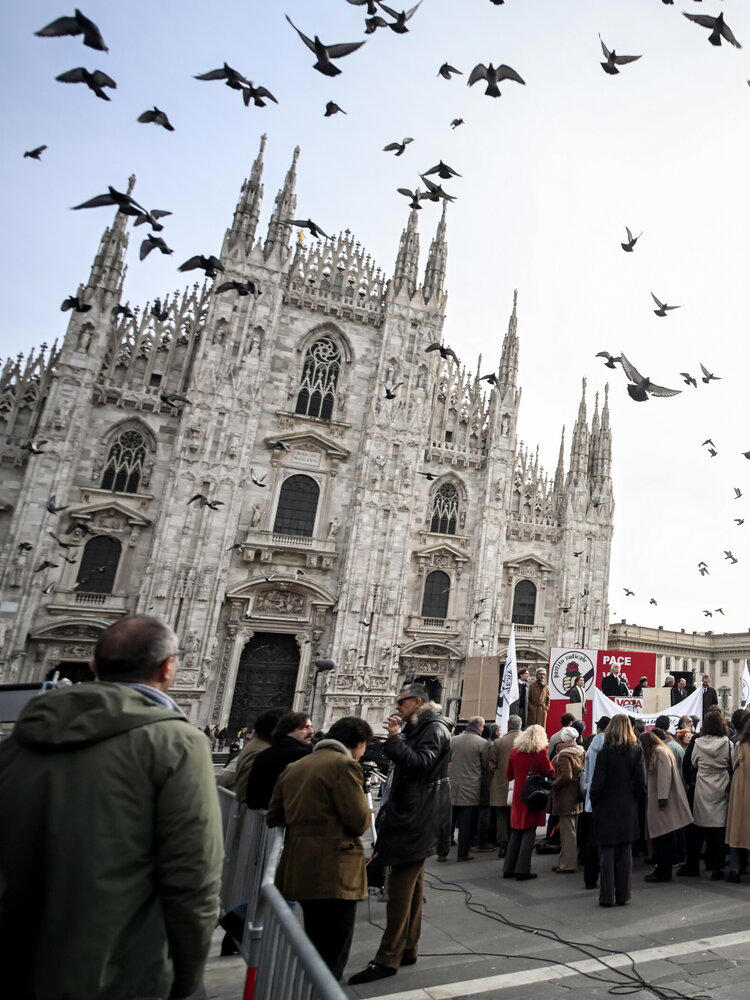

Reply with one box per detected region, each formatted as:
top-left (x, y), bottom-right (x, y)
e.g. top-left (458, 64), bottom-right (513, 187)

top-left (285, 15), bottom-right (366, 76)
top-left (621, 227), bottom-right (641, 252)
top-left (619, 354), bottom-right (681, 401)
top-left (35, 9), bottom-right (108, 51)
top-left (377, 1), bottom-right (423, 34)
top-left (467, 62), bottom-right (525, 97)
top-left (426, 343), bottom-right (459, 363)
top-left (599, 36), bottom-right (642, 75)
top-left (56, 67), bottom-right (116, 100)
top-left (683, 11), bottom-right (741, 48)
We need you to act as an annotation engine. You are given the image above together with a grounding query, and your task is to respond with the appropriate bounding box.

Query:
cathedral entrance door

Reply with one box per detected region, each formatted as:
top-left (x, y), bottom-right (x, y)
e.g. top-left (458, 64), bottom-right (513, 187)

top-left (227, 633), bottom-right (300, 737)
top-left (46, 661), bottom-right (95, 684)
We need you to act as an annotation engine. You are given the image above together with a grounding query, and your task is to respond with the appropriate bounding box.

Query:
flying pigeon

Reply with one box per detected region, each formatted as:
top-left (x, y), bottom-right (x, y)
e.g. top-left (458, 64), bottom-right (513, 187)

top-left (35, 561), bottom-right (59, 573)
top-left (649, 598), bottom-right (658, 605)
top-left (46, 495), bottom-right (69, 514)
top-left (599, 36), bottom-right (642, 75)
top-left (55, 67), bottom-right (116, 100)
top-left (250, 469), bottom-right (267, 487)
top-left (596, 351), bottom-right (620, 369)
top-left (416, 471), bottom-right (438, 481)
top-left (619, 354), bottom-right (681, 401)
top-left (700, 363), bottom-right (721, 383)
top-left (285, 15), bottom-right (366, 76)
top-left (467, 62), bottom-right (525, 97)
top-left (651, 292), bottom-right (681, 317)
top-left (377, 1), bottom-right (423, 33)
top-left (734, 488), bottom-right (742, 499)
top-left (282, 218), bottom-right (330, 239)
top-left (35, 9), bottom-right (108, 51)
top-left (214, 279), bottom-right (261, 296)
top-left (20, 440), bottom-right (48, 455)
top-left (621, 227), bottom-right (641, 252)
top-left (679, 373), bottom-right (697, 388)
top-left (24, 145), bottom-right (47, 160)
top-left (420, 174), bottom-right (456, 203)
top-left (682, 11), bottom-right (741, 48)
top-left (480, 372), bottom-right (499, 387)
top-left (450, 118), bottom-right (464, 129)
top-left (178, 255), bottom-right (224, 278)
top-left (61, 295), bottom-right (91, 313)
top-left (384, 383), bottom-right (403, 399)
top-left (438, 63), bottom-right (463, 80)
top-left (194, 63), bottom-right (249, 90)
top-left (423, 160), bottom-right (461, 179)
top-left (151, 299), bottom-right (169, 321)
top-left (187, 493), bottom-right (224, 510)
top-left (140, 234), bottom-right (173, 260)
top-left (725, 550), bottom-right (738, 564)
top-left (160, 392), bottom-right (191, 407)
top-left (137, 107), bottom-right (175, 131)
top-left (383, 137), bottom-right (413, 156)
top-left (426, 342), bottom-right (459, 363)
top-left (397, 187), bottom-right (423, 210)
top-left (241, 83), bottom-right (278, 107)
top-left (324, 101), bottom-right (346, 116)
top-left (624, 588), bottom-right (635, 596)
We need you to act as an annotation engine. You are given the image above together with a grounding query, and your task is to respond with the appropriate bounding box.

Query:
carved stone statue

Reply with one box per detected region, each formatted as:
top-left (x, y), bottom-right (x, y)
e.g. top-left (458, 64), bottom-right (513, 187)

top-left (10, 550), bottom-right (27, 589)
top-left (250, 503), bottom-right (262, 528)
top-left (226, 433), bottom-right (240, 458)
top-left (327, 517), bottom-right (339, 538)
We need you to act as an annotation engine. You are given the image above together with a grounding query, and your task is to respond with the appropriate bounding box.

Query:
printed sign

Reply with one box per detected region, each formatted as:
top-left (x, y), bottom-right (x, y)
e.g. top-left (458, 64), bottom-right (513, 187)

top-left (548, 647), bottom-right (597, 700)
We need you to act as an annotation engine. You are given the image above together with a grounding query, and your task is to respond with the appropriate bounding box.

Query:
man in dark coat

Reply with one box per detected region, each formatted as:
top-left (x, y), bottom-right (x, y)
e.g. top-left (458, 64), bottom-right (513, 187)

top-left (601, 665), bottom-right (629, 698)
top-left (701, 674), bottom-right (719, 716)
top-left (245, 711), bottom-right (313, 809)
top-left (349, 684), bottom-right (451, 985)
top-left (671, 677), bottom-right (689, 706)
top-left (511, 667), bottom-right (529, 728)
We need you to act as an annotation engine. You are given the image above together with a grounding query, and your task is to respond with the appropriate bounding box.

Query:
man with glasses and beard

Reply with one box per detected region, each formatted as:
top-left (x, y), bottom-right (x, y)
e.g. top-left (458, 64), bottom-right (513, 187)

top-left (348, 684), bottom-right (451, 985)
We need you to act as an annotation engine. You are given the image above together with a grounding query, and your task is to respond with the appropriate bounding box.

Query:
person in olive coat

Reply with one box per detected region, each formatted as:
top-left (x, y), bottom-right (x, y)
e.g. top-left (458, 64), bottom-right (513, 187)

top-left (590, 715), bottom-right (647, 907)
top-left (267, 716), bottom-right (373, 980)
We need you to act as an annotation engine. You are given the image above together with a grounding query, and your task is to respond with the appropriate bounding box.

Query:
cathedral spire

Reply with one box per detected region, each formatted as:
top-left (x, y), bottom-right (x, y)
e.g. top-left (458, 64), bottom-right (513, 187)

top-left (497, 289), bottom-right (519, 392)
top-left (567, 377), bottom-right (589, 482)
top-left (595, 382), bottom-right (612, 482)
top-left (422, 201), bottom-right (447, 303)
top-left (554, 425), bottom-right (566, 494)
top-left (263, 145), bottom-right (299, 260)
top-left (86, 173), bottom-right (134, 298)
top-left (228, 134), bottom-right (266, 253)
top-left (588, 391), bottom-right (601, 478)
top-left (392, 205), bottom-right (420, 296)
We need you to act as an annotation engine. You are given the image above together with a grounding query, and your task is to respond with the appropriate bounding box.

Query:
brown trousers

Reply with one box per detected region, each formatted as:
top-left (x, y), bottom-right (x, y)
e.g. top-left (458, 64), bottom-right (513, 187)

top-left (375, 860), bottom-right (425, 969)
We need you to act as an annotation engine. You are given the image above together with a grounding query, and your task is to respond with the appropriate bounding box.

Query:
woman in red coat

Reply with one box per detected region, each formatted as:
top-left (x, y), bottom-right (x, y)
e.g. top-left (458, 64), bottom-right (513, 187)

top-left (503, 725), bottom-right (554, 881)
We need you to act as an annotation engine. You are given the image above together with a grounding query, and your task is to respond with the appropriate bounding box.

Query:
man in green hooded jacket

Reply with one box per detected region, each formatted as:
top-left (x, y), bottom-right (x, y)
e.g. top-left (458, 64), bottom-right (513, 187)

top-left (0, 615), bottom-right (223, 1000)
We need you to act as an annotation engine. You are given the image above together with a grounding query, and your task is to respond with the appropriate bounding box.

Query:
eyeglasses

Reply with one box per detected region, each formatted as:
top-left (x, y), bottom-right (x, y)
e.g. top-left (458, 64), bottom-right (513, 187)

top-left (396, 696), bottom-right (416, 706)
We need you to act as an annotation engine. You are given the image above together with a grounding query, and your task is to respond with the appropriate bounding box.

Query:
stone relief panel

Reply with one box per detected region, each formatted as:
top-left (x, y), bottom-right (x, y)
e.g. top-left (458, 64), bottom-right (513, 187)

top-left (254, 589), bottom-right (305, 615)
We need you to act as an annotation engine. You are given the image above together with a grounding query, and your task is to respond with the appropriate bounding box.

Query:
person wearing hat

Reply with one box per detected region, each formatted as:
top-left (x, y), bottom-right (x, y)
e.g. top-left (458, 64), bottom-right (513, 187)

top-left (551, 727), bottom-right (585, 873)
top-left (584, 716), bottom-right (610, 752)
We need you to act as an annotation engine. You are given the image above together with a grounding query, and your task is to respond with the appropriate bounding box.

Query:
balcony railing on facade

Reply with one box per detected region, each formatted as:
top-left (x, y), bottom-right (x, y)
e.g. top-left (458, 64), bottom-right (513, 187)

top-left (406, 615), bottom-right (459, 635)
top-left (498, 622), bottom-right (546, 640)
top-left (241, 528), bottom-right (338, 563)
top-left (45, 589), bottom-right (131, 615)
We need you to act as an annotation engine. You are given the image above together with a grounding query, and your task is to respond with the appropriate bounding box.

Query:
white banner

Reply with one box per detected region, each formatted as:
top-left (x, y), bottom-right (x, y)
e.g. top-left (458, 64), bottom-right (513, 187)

top-left (593, 686), bottom-right (703, 733)
top-left (741, 664), bottom-right (750, 710)
top-left (496, 624), bottom-right (519, 732)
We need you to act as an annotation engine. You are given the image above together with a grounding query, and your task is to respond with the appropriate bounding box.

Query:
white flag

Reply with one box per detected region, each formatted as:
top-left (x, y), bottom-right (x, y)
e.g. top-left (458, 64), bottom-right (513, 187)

top-left (496, 624), bottom-right (520, 732)
top-left (740, 663), bottom-right (750, 710)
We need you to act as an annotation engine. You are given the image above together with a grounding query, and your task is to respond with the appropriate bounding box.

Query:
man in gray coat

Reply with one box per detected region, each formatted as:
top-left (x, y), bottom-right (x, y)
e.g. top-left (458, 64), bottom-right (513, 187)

top-left (488, 715), bottom-right (522, 857)
top-left (449, 716), bottom-right (490, 860)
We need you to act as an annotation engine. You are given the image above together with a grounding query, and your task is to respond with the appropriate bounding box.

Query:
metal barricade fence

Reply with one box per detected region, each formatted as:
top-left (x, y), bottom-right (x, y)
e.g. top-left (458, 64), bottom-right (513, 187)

top-left (216, 786), bottom-right (347, 1000)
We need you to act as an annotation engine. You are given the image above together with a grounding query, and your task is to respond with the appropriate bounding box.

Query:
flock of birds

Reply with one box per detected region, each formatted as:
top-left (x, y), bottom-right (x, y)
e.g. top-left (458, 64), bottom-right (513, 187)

top-left (15, 5), bottom-right (750, 632)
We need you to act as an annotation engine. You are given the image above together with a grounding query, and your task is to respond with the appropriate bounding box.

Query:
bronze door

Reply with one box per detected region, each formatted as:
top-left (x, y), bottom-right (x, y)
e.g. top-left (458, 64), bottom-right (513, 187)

top-left (228, 633), bottom-right (300, 735)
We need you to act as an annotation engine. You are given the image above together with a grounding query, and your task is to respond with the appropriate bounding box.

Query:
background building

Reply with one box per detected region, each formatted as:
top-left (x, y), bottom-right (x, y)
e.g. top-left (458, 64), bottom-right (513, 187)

top-left (608, 621), bottom-right (750, 710)
top-left (0, 138), bottom-right (613, 730)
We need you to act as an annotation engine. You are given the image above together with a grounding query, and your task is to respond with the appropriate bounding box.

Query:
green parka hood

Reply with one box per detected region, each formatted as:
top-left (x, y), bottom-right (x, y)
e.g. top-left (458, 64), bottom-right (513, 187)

top-left (12, 682), bottom-right (182, 751)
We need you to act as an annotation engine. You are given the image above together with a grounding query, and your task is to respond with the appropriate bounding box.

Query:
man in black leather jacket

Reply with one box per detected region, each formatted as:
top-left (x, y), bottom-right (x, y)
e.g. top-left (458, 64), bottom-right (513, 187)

top-left (348, 684), bottom-right (451, 985)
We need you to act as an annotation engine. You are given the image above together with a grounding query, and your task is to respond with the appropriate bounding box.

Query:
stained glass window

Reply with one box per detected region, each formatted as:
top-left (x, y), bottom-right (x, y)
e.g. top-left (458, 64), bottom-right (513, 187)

top-left (295, 337), bottom-right (341, 420)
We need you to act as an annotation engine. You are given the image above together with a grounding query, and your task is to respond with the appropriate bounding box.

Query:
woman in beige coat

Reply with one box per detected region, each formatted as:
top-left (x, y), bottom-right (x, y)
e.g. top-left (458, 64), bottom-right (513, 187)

top-left (680, 712), bottom-right (732, 880)
top-left (726, 716), bottom-right (750, 882)
top-left (639, 731), bottom-right (692, 883)
top-left (527, 669), bottom-right (551, 728)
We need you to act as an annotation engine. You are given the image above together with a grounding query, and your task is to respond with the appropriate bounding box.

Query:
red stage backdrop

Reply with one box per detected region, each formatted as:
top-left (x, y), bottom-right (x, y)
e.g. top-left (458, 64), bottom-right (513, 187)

top-left (546, 647), bottom-right (657, 735)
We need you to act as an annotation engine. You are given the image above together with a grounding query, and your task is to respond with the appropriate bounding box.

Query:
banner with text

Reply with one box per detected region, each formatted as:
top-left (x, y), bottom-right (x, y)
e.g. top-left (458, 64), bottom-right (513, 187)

top-left (598, 649), bottom-right (657, 693)
top-left (593, 686), bottom-right (703, 733)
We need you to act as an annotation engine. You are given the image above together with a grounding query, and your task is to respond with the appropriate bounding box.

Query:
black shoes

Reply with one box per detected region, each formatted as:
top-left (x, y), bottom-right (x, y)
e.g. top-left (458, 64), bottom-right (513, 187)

top-left (726, 870), bottom-right (741, 884)
top-left (349, 962), bottom-right (397, 985)
top-left (400, 954), bottom-right (418, 967)
top-left (502, 871), bottom-right (516, 879)
top-left (676, 866), bottom-right (699, 877)
top-left (515, 873), bottom-right (537, 881)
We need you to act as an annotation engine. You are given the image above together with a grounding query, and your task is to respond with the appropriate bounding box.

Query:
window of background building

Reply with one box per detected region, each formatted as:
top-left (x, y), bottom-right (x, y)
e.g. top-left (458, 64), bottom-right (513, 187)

top-left (272, 475), bottom-right (320, 537)
top-left (295, 337), bottom-right (341, 420)
top-left (421, 570), bottom-right (450, 620)
top-left (75, 536), bottom-right (121, 594)
top-left (430, 482), bottom-right (459, 535)
top-left (511, 580), bottom-right (537, 626)
top-left (101, 429), bottom-right (147, 494)
top-left (721, 660), bottom-right (729, 675)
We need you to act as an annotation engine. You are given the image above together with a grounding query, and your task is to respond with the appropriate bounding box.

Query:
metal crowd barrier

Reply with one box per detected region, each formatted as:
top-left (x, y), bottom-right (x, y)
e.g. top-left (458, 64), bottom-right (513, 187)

top-left (216, 787), bottom-right (347, 1000)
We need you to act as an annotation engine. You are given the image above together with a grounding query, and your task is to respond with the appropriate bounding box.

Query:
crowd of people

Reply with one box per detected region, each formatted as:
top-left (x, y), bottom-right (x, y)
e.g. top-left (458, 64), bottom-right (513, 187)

top-left (2, 614), bottom-right (749, 998)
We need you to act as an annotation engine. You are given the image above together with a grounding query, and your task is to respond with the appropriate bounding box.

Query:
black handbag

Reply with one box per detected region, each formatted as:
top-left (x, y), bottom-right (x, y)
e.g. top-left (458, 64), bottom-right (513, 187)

top-left (521, 774), bottom-right (554, 811)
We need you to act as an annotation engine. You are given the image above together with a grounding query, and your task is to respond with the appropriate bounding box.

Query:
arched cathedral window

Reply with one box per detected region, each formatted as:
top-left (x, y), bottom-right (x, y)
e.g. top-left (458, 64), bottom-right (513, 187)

top-left (430, 482), bottom-right (459, 535)
top-left (273, 475), bottom-right (320, 537)
top-left (512, 580), bottom-right (536, 625)
top-left (421, 570), bottom-right (450, 620)
top-left (295, 337), bottom-right (341, 420)
top-left (75, 536), bottom-right (121, 594)
top-left (101, 429), bottom-right (147, 494)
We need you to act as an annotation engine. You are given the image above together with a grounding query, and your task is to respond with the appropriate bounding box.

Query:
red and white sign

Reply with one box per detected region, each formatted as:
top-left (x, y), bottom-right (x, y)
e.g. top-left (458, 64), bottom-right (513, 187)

top-left (598, 649), bottom-right (657, 693)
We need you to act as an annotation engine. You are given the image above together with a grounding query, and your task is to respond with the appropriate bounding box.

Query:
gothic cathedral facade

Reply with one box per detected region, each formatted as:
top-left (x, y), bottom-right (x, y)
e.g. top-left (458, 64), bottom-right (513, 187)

top-left (0, 137), bottom-right (614, 730)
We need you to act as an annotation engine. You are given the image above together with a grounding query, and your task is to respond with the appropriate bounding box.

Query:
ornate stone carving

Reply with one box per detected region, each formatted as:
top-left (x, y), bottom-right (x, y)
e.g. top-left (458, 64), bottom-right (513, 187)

top-left (254, 589), bottom-right (304, 615)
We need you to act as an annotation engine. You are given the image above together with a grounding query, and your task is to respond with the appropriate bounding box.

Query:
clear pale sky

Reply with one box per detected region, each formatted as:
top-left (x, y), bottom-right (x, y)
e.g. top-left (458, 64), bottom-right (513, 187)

top-left (2, 0), bottom-right (750, 634)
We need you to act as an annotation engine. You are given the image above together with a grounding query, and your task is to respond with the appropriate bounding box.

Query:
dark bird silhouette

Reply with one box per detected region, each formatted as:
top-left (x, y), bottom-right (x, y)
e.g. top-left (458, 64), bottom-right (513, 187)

top-left (60, 553), bottom-right (78, 564)
top-left (324, 101), bottom-right (346, 116)
top-left (20, 440), bottom-right (48, 455)
top-left (345, 0), bottom-right (379, 13)
top-left (420, 175), bottom-right (456, 203)
top-left (17, 542), bottom-right (33, 551)
top-left (426, 342), bottom-right (459, 363)
top-left (624, 588), bottom-right (635, 596)
top-left (397, 187), bottom-right (423, 210)
top-left (725, 550), bottom-right (738, 564)
top-left (649, 598), bottom-right (657, 605)
top-left (151, 299), bottom-right (169, 321)
top-left (734, 488), bottom-right (743, 500)
top-left (65, 520), bottom-right (95, 536)
top-left (742, 451), bottom-right (750, 460)
top-left (227, 543), bottom-right (246, 554)
top-left (241, 83), bottom-right (278, 108)
top-left (113, 303), bottom-right (134, 318)
top-left (621, 227), bottom-right (641, 252)
top-left (438, 63), bottom-right (463, 80)
top-left (194, 63), bottom-right (249, 90)
top-left (596, 351), bottom-right (620, 369)
top-left (480, 372), bottom-right (499, 387)
top-left (215, 278), bottom-right (261, 296)
top-left (137, 107), bottom-right (174, 131)
top-left (715, 608), bottom-right (725, 615)
top-left (140, 234), bottom-right (173, 260)
top-left (467, 62), bottom-right (525, 97)
top-left (599, 36), bottom-right (642, 74)
top-left (416, 471), bottom-right (437, 481)
top-left (132, 208), bottom-right (172, 232)
top-left (734, 518), bottom-right (744, 525)
top-left (364, 15), bottom-right (390, 34)
top-left (703, 609), bottom-right (713, 617)
top-left (178, 255), bottom-right (224, 278)
top-left (49, 531), bottom-right (79, 550)
top-left (560, 606), bottom-right (571, 614)
top-left (707, 447), bottom-right (717, 458)
top-left (61, 295), bottom-right (91, 313)
top-left (450, 118), bottom-right (464, 129)
top-left (573, 550), bottom-right (583, 557)
top-left (377, 1), bottom-right (423, 33)
top-left (619, 354), bottom-right (681, 401)
top-left (268, 440), bottom-right (290, 452)
top-left (282, 218), bottom-right (330, 239)
top-left (702, 438), bottom-right (716, 449)
top-left (383, 137), bottom-right (413, 156)
top-left (699, 565), bottom-right (709, 576)
top-left (24, 145), bottom-right (47, 160)
top-left (56, 67), bottom-right (116, 100)
top-left (700, 363), bottom-right (721, 383)
top-left (250, 469), bottom-right (267, 487)
top-left (680, 372), bottom-right (697, 388)
top-left (160, 391), bottom-right (191, 407)
top-left (72, 186), bottom-right (170, 231)
top-left (35, 9), bottom-right (108, 51)
top-left (423, 160), bottom-right (461, 179)
top-left (651, 292), bottom-right (681, 317)
top-left (285, 15), bottom-right (366, 76)
top-left (35, 561), bottom-right (59, 573)
top-left (384, 383), bottom-right (403, 399)
top-left (42, 582), bottom-right (56, 594)
top-left (188, 493), bottom-right (224, 510)
top-left (358, 620), bottom-right (371, 627)
top-left (683, 11), bottom-right (741, 48)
